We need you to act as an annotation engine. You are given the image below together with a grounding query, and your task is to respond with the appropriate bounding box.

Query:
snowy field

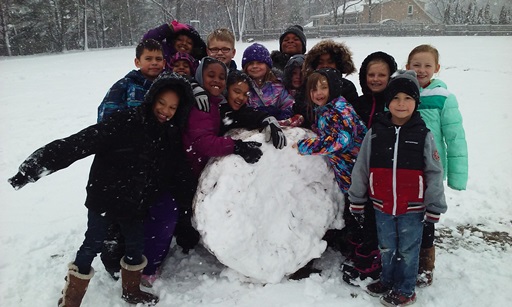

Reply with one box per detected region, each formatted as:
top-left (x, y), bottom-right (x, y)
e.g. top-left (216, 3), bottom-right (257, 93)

top-left (1, 36), bottom-right (511, 306)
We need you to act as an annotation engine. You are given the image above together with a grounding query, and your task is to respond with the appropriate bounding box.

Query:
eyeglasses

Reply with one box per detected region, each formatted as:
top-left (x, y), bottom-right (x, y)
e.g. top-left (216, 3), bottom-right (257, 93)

top-left (208, 47), bottom-right (232, 54)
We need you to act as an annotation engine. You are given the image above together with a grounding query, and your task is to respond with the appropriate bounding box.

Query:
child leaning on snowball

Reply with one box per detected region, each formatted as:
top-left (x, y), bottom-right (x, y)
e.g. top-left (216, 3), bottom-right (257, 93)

top-left (348, 70), bottom-right (447, 306)
top-left (406, 44), bottom-right (468, 287)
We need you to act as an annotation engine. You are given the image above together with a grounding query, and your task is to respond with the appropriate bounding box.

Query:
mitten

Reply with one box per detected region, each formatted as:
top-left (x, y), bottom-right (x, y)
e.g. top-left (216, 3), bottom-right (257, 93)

top-left (349, 203), bottom-right (365, 227)
top-left (174, 216), bottom-right (200, 254)
top-left (424, 209), bottom-right (440, 223)
top-left (191, 82), bottom-right (209, 112)
top-left (261, 116), bottom-right (287, 149)
top-left (170, 20), bottom-right (189, 33)
top-left (8, 172), bottom-right (32, 190)
top-left (233, 140), bottom-right (263, 164)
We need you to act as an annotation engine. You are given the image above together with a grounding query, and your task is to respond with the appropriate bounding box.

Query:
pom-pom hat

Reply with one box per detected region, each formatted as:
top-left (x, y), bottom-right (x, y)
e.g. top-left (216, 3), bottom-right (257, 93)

top-left (386, 70), bottom-right (421, 109)
top-left (242, 43), bottom-right (273, 68)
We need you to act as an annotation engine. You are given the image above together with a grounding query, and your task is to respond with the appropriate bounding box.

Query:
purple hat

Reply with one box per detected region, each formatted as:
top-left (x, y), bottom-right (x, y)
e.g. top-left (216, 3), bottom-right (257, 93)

top-left (242, 43), bottom-right (272, 69)
top-left (169, 52), bottom-right (198, 75)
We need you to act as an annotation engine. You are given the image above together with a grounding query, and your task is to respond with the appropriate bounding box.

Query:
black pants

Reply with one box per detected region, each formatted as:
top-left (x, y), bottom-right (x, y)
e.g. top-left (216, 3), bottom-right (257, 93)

top-left (421, 221), bottom-right (435, 248)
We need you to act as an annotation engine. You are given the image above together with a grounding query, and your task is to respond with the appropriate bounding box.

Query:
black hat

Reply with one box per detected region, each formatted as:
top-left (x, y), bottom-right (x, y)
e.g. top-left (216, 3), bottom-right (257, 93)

top-left (386, 70), bottom-right (421, 109)
top-left (279, 25), bottom-right (307, 54)
top-left (359, 51), bottom-right (397, 94)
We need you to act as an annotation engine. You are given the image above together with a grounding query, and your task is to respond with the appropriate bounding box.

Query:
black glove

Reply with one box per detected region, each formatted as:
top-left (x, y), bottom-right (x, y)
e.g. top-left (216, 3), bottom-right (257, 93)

top-left (233, 140), bottom-right (263, 164)
top-left (8, 172), bottom-right (31, 190)
top-left (191, 82), bottom-right (209, 112)
top-left (261, 116), bottom-right (287, 149)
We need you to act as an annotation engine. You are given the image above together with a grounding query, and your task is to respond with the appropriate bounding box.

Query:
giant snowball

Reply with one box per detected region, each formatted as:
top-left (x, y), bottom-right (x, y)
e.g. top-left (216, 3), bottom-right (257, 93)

top-left (193, 128), bottom-right (345, 283)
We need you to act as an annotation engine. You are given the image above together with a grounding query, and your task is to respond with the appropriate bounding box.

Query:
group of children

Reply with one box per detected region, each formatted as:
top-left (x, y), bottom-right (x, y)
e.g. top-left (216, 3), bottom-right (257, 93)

top-left (8, 19), bottom-right (468, 307)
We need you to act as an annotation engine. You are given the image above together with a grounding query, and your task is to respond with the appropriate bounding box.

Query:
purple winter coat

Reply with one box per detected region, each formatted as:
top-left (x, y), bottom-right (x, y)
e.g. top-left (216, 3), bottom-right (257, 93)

top-left (182, 95), bottom-right (235, 177)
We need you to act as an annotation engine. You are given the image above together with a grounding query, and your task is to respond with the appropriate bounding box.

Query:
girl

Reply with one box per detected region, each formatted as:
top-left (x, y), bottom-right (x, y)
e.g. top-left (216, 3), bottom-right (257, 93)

top-left (406, 44), bottom-right (468, 287)
top-left (220, 70), bottom-right (287, 149)
top-left (282, 54), bottom-right (305, 99)
top-left (170, 51), bottom-right (198, 77)
top-left (293, 67), bottom-right (366, 215)
top-left (349, 70), bottom-right (446, 306)
top-left (143, 20), bottom-right (207, 69)
top-left (241, 43), bottom-right (295, 122)
top-left (8, 72), bottom-right (196, 306)
top-left (182, 57), bottom-right (264, 178)
top-left (341, 51), bottom-right (397, 286)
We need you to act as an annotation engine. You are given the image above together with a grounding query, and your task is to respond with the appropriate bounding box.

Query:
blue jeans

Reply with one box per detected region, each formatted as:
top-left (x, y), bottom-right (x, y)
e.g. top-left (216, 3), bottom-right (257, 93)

top-left (375, 210), bottom-right (423, 296)
top-left (74, 210), bottom-right (144, 274)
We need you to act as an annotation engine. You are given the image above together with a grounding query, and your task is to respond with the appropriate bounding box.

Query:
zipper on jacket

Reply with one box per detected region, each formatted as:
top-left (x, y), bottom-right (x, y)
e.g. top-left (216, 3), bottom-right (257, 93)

top-left (392, 126), bottom-right (401, 216)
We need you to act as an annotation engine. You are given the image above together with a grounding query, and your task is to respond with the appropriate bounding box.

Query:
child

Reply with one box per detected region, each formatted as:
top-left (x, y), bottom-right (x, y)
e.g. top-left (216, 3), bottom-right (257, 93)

top-left (295, 39), bottom-right (359, 129)
top-left (283, 54), bottom-right (305, 99)
top-left (142, 20), bottom-right (207, 68)
top-left (220, 70), bottom-right (286, 149)
top-left (182, 57), bottom-right (264, 177)
top-left (341, 51), bottom-right (397, 286)
top-left (97, 39), bottom-right (165, 122)
top-left (406, 44), bottom-right (468, 287)
top-left (8, 72), bottom-right (196, 306)
top-left (348, 70), bottom-right (447, 306)
top-left (169, 51), bottom-right (198, 77)
top-left (271, 25), bottom-right (307, 76)
top-left (206, 28), bottom-right (238, 71)
top-left (293, 67), bottom-right (366, 208)
top-left (242, 43), bottom-right (295, 122)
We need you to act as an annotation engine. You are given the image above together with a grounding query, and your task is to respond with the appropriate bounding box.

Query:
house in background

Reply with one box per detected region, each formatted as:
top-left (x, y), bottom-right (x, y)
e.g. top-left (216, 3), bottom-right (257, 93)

top-left (360, 0), bottom-right (437, 24)
top-left (310, 0), bottom-right (437, 26)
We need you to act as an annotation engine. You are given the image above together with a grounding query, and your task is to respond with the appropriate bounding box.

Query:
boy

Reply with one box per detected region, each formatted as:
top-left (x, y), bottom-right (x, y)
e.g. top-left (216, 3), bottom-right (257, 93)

top-left (206, 28), bottom-right (237, 71)
top-left (97, 39), bottom-right (165, 122)
top-left (348, 70), bottom-right (447, 306)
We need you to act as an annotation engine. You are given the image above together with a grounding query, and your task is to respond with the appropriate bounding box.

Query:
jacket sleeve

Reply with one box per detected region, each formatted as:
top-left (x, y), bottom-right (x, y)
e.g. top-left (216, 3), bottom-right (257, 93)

top-left (186, 107), bottom-right (235, 157)
top-left (222, 106), bottom-right (269, 132)
top-left (97, 78), bottom-right (128, 122)
top-left (296, 107), bottom-right (351, 155)
top-left (423, 132), bottom-right (447, 215)
top-left (142, 23), bottom-right (172, 42)
top-left (13, 115), bottom-right (131, 184)
top-left (348, 131), bottom-right (372, 204)
top-left (441, 93), bottom-right (468, 190)
top-left (341, 78), bottom-right (359, 106)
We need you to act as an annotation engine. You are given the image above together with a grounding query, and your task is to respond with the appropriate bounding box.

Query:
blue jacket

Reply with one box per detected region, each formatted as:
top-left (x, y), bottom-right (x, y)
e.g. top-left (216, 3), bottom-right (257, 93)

top-left (97, 70), bottom-right (153, 122)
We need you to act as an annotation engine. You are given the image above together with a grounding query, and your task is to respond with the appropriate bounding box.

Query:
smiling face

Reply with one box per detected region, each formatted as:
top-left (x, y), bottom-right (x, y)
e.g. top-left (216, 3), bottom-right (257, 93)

top-left (245, 61), bottom-right (268, 81)
top-left (227, 81), bottom-right (250, 111)
top-left (172, 59), bottom-right (191, 76)
top-left (281, 33), bottom-right (303, 55)
top-left (316, 53), bottom-right (336, 70)
top-left (152, 89), bottom-right (180, 123)
top-left (310, 78), bottom-right (329, 107)
top-left (366, 61), bottom-right (391, 94)
top-left (207, 38), bottom-right (236, 66)
top-left (406, 51), bottom-right (440, 88)
top-left (202, 62), bottom-right (226, 97)
top-left (135, 49), bottom-right (165, 81)
top-left (388, 92), bottom-right (416, 126)
top-left (174, 34), bottom-right (194, 54)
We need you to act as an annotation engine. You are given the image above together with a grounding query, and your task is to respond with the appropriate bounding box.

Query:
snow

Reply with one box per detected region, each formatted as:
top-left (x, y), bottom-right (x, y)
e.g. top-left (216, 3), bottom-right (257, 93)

top-left (1, 36), bottom-right (512, 306)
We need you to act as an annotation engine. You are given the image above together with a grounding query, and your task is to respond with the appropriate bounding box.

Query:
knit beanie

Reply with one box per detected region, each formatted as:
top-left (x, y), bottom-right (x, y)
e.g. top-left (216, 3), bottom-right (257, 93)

top-left (386, 70), bottom-right (421, 109)
top-left (242, 43), bottom-right (272, 69)
top-left (170, 52), bottom-right (198, 75)
top-left (279, 25), bottom-right (307, 54)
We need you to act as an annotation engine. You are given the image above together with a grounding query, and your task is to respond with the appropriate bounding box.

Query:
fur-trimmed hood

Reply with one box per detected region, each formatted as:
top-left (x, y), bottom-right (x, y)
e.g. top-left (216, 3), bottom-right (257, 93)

top-left (303, 39), bottom-right (356, 78)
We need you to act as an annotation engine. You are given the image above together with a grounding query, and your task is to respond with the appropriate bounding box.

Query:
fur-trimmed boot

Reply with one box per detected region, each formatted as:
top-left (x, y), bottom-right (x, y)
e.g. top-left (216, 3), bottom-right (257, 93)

top-left (58, 263), bottom-right (94, 307)
top-left (417, 246), bottom-right (436, 287)
top-left (120, 256), bottom-right (159, 305)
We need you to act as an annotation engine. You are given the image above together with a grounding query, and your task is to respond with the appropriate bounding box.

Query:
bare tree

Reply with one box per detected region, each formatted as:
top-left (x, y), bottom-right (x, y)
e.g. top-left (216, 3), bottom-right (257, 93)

top-left (0, 0), bottom-right (12, 56)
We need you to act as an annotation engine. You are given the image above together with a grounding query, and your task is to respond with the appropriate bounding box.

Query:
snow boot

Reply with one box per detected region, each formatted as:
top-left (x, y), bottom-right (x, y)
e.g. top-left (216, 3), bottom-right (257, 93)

top-left (57, 263), bottom-right (94, 307)
top-left (342, 247), bottom-right (381, 286)
top-left (120, 256), bottom-right (159, 305)
top-left (417, 246), bottom-right (435, 287)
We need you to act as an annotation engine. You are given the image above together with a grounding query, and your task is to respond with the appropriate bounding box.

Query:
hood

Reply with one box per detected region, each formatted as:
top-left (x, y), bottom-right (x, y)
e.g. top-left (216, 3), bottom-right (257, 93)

top-left (282, 54), bottom-right (305, 90)
top-left (359, 51), bottom-right (397, 94)
top-left (303, 39), bottom-right (356, 78)
top-left (170, 25), bottom-right (207, 61)
top-left (316, 68), bottom-right (344, 102)
top-left (194, 56), bottom-right (228, 89)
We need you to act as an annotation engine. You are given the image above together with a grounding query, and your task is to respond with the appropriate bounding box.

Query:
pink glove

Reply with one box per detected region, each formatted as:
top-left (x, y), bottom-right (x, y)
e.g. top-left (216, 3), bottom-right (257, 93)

top-left (170, 20), bottom-right (189, 32)
top-left (278, 114), bottom-right (304, 127)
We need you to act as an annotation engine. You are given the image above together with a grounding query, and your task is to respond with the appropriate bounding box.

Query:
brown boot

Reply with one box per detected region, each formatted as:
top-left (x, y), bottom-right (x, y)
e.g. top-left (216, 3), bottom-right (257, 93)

top-left (417, 246), bottom-right (435, 287)
top-left (120, 256), bottom-right (159, 305)
top-left (58, 263), bottom-right (94, 307)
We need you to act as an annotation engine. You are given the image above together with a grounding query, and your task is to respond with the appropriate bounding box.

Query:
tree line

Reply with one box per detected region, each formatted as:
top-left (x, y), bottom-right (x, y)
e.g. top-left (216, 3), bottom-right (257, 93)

top-left (1, 0), bottom-right (510, 56)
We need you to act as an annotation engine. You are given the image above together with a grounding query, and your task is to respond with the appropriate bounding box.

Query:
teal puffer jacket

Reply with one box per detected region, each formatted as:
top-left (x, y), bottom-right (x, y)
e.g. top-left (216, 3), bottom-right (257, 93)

top-left (418, 79), bottom-right (468, 190)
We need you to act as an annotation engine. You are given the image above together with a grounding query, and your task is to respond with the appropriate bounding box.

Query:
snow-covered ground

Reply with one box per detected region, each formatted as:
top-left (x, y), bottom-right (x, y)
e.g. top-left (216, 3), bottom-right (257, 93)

top-left (1, 36), bottom-right (511, 306)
